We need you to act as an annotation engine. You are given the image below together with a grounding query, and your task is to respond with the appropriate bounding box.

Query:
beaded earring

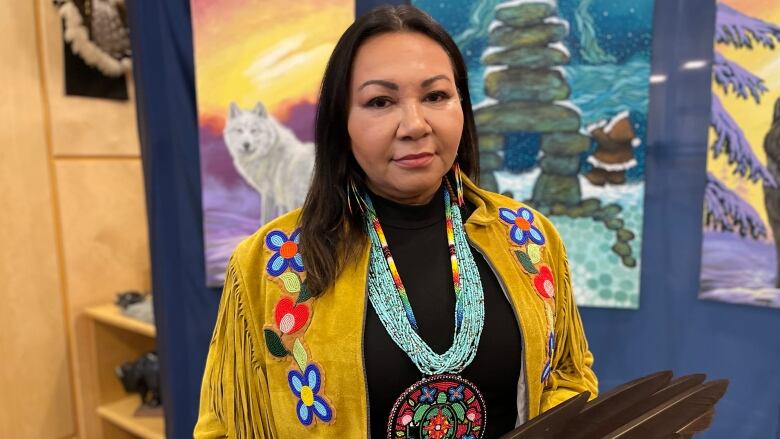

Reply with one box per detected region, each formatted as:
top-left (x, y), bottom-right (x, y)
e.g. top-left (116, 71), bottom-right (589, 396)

top-left (346, 177), bottom-right (366, 215)
top-left (452, 161), bottom-right (465, 207)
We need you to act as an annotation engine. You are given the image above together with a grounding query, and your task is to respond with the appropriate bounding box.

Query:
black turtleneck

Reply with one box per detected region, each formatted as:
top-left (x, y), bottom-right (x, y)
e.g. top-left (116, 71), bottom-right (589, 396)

top-left (364, 188), bottom-right (523, 438)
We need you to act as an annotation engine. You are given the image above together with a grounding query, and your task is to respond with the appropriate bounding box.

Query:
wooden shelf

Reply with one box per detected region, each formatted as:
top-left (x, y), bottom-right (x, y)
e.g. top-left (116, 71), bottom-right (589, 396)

top-left (84, 302), bottom-right (163, 437)
top-left (97, 396), bottom-right (164, 439)
top-left (85, 303), bottom-right (156, 338)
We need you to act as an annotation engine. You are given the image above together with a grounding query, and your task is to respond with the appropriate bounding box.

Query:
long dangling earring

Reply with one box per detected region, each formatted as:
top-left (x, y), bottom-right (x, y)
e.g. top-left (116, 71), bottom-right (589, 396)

top-left (346, 178), bottom-right (354, 215)
top-left (452, 161), bottom-right (465, 207)
top-left (347, 176), bottom-right (366, 215)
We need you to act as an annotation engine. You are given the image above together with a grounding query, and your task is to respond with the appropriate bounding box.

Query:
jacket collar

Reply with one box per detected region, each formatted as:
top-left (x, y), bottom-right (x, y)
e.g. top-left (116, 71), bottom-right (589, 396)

top-left (462, 175), bottom-right (499, 227)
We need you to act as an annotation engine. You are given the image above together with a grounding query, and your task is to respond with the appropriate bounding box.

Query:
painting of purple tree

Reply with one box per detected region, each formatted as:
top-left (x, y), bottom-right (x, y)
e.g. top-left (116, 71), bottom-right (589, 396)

top-left (699, 1), bottom-right (780, 308)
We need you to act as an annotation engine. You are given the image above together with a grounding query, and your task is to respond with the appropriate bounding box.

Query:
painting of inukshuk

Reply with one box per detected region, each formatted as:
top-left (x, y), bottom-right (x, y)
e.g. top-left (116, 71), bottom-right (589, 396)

top-left (416, 0), bottom-right (655, 308)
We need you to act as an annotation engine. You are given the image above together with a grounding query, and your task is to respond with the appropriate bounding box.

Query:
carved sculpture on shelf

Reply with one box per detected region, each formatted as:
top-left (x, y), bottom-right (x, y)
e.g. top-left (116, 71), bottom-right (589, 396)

top-left (116, 351), bottom-right (162, 409)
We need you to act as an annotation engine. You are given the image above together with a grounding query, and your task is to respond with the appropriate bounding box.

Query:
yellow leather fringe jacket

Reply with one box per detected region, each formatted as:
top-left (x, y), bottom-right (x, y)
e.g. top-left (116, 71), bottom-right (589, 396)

top-left (194, 177), bottom-right (598, 438)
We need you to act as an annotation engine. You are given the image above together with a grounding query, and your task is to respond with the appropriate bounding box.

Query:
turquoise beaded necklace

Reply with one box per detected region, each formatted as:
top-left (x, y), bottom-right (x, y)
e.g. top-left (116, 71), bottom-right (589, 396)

top-left (363, 186), bottom-right (486, 376)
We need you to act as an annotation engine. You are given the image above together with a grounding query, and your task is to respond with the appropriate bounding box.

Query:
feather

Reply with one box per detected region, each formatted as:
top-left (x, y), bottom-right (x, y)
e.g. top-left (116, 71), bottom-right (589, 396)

top-left (675, 408), bottom-right (715, 438)
top-left (499, 372), bottom-right (727, 439)
top-left (569, 374), bottom-right (708, 438)
top-left (561, 371), bottom-right (674, 439)
top-left (499, 391), bottom-right (590, 439)
top-left (603, 379), bottom-right (728, 438)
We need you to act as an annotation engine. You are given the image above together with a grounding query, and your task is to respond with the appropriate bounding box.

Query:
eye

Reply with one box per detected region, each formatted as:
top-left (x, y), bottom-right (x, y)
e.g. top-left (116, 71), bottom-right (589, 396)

top-left (235, 128), bottom-right (244, 134)
top-left (424, 91), bottom-right (450, 103)
top-left (250, 128), bottom-right (258, 134)
top-left (366, 96), bottom-right (393, 109)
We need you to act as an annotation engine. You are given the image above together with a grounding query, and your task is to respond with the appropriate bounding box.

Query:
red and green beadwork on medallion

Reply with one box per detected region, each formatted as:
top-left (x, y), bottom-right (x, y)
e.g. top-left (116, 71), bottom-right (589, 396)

top-left (388, 374), bottom-right (486, 439)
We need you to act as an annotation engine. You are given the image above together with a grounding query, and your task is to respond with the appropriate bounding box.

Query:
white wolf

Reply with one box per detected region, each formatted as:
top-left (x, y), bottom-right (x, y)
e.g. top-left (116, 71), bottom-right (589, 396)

top-left (223, 101), bottom-right (315, 224)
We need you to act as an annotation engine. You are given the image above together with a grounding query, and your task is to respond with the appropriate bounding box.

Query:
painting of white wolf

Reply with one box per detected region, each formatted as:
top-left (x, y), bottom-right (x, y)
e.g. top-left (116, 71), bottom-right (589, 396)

top-left (190, 0), bottom-right (353, 286)
top-left (223, 101), bottom-right (314, 225)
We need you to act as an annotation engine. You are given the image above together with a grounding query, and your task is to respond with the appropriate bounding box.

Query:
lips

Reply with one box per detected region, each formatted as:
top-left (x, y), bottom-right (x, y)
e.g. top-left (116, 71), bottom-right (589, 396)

top-left (394, 152), bottom-right (434, 168)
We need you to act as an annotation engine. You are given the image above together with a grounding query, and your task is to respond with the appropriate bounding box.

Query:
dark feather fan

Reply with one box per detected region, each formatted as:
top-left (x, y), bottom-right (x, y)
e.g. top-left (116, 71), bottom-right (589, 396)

top-left (499, 391), bottom-right (590, 439)
top-left (603, 380), bottom-right (728, 438)
top-left (499, 372), bottom-right (728, 439)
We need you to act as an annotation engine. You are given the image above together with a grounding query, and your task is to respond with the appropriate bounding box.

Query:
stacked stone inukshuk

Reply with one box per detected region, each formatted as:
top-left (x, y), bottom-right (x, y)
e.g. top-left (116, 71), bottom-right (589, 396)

top-left (475, 0), bottom-right (588, 210)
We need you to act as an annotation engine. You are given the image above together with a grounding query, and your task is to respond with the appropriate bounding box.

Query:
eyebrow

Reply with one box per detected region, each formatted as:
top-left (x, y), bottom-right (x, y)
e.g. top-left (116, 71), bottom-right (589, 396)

top-left (357, 75), bottom-right (451, 91)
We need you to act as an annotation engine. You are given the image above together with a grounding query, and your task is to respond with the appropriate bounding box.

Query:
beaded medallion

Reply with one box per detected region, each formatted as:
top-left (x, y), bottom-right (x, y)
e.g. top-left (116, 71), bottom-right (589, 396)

top-left (388, 374), bottom-right (486, 439)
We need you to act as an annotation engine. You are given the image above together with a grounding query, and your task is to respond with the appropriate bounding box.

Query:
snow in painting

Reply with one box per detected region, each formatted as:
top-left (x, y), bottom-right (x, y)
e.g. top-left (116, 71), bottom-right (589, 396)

top-left (414, 0), bottom-right (654, 308)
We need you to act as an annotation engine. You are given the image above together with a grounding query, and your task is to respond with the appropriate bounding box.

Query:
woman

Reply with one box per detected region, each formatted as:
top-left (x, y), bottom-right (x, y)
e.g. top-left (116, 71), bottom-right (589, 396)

top-left (195, 5), bottom-right (597, 439)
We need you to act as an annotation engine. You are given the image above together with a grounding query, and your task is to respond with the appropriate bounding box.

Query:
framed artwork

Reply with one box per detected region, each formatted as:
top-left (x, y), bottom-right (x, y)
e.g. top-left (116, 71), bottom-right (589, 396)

top-left (190, 0), bottom-right (354, 286)
top-left (700, 0), bottom-right (780, 309)
top-left (414, 0), bottom-right (655, 308)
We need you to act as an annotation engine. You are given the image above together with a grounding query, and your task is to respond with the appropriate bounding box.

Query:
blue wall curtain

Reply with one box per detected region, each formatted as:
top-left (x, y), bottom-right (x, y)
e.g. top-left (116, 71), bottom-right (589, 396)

top-left (126, 1), bottom-right (220, 437)
top-left (127, 0), bottom-right (779, 437)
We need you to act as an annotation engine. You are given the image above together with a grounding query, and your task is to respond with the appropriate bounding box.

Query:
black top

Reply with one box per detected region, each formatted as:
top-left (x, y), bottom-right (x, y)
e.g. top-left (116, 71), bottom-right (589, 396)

top-left (364, 187), bottom-right (523, 438)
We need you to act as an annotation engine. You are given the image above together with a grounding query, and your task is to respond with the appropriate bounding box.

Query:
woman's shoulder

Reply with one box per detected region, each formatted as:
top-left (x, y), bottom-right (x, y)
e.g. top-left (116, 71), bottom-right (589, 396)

top-left (230, 208), bottom-right (303, 276)
top-left (475, 186), bottom-right (566, 253)
top-left (220, 209), bottom-right (305, 328)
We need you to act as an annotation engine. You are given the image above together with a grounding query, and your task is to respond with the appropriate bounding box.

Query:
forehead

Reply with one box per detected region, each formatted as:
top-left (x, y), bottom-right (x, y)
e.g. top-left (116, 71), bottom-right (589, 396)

top-left (351, 32), bottom-right (455, 85)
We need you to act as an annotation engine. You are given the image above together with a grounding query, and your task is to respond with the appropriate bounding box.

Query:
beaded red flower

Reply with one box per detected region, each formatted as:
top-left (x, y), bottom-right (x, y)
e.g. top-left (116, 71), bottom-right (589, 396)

top-left (423, 409), bottom-right (452, 439)
top-left (274, 297), bottom-right (309, 335)
top-left (533, 265), bottom-right (555, 299)
top-left (465, 407), bottom-right (482, 423)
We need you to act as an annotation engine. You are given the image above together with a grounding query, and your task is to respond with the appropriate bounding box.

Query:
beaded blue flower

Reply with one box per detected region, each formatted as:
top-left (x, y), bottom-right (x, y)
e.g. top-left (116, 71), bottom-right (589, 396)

top-left (447, 384), bottom-right (465, 402)
top-left (499, 207), bottom-right (545, 246)
top-left (541, 332), bottom-right (555, 382)
top-left (419, 385), bottom-right (438, 403)
top-left (266, 228), bottom-right (304, 276)
top-left (288, 364), bottom-right (333, 425)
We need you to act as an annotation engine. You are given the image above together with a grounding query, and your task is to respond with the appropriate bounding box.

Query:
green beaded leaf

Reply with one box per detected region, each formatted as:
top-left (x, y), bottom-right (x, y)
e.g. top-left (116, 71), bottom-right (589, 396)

top-left (296, 281), bottom-right (313, 303)
top-left (452, 401), bottom-right (466, 421)
top-left (436, 392), bottom-right (448, 404)
top-left (278, 272), bottom-right (301, 293)
top-left (292, 338), bottom-right (308, 370)
top-left (472, 425), bottom-right (481, 431)
top-left (413, 404), bottom-right (430, 424)
top-left (395, 432), bottom-right (405, 437)
top-left (263, 328), bottom-right (288, 358)
top-left (466, 395), bottom-right (475, 404)
top-left (408, 398), bottom-right (416, 407)
top-left (515, 250), bottom-right (538, 274)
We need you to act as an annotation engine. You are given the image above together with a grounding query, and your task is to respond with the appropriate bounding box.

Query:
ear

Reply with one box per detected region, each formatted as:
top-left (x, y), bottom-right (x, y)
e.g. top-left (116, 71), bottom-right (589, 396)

top-left (229, 102), bottom-right (241, 119)
top-left (252, 102), bottom-right (267, 117)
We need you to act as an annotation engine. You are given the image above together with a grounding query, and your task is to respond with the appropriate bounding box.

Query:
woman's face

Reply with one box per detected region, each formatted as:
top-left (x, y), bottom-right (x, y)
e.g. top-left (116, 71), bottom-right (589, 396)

top-left (347, 31), bottom-right (464, 205)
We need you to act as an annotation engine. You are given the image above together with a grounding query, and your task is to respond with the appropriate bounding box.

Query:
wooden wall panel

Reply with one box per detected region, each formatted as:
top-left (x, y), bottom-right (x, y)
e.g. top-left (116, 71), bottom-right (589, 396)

top-left (2, 2), bottom-right (151, 437)
top-left (37, 0), bottom-right (140, 157)
top-left (56, 159), bottom-right (151, 438)
top-left (0, 1), bottom-right (76, 437)
top-left (55, 160), bottom-right (151, 300)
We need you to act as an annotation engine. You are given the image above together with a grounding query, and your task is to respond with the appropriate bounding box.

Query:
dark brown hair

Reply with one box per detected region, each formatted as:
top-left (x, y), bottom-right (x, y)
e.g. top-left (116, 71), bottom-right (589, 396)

top-left (299, 5), bottom-right (479, 295)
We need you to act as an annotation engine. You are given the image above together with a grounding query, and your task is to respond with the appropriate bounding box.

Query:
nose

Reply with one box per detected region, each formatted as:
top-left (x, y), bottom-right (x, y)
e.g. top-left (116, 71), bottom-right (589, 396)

top-left (243, 142), bottom-right (251, 150)
top-left (397, 101), bottom-right (431, 141)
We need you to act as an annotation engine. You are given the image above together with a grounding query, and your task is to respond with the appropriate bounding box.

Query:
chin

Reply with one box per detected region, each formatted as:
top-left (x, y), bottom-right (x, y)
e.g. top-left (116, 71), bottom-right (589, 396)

top-left (394, 173), bottom-right (446, 197)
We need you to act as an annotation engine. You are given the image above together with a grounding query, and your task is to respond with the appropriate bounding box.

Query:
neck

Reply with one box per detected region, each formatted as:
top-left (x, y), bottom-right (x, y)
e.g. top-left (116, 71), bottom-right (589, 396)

top-left (367, 184), bottom-right (444, 229)
top-left (365, 181), bottom-right (440, 206)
